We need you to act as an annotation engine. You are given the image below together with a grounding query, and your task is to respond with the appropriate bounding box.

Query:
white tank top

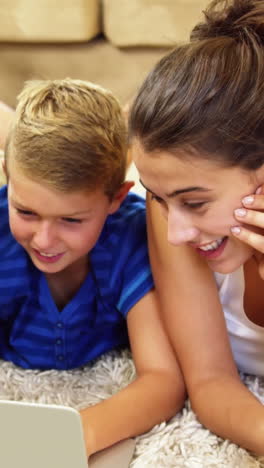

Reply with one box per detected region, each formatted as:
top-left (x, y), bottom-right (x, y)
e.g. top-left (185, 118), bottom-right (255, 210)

top-left (215, 267), bottom-right (264, 376)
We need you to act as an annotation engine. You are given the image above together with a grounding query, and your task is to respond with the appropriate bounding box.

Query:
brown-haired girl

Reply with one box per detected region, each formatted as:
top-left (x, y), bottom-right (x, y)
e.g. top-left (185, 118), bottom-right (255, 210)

top-left (129, 0), bottom-right (264, 455)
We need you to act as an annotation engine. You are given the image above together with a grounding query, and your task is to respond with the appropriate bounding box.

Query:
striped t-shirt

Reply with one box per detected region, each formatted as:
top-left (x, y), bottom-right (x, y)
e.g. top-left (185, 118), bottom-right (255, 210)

top-left (0, 187), bottom-right (153, 370)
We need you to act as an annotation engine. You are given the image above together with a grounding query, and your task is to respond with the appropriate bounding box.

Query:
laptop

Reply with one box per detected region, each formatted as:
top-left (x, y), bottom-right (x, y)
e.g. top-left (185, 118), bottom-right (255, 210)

top-left (0, 400), bottom-right (136, 468)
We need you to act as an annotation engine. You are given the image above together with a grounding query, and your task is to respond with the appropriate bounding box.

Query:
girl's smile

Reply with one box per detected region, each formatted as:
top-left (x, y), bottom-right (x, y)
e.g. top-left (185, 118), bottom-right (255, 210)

top-left (194, 236), bottom-right (228, 259)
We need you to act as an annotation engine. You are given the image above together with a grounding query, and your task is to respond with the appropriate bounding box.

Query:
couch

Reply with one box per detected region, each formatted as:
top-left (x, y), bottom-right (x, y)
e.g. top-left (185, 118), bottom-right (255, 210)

top-left (0, 0), bottom-right (209, 46)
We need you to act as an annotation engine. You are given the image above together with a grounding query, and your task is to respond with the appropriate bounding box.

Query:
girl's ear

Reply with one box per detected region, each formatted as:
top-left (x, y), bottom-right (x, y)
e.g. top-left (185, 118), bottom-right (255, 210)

top-left (256, 164), bottom-right (264, 183)
top-left (108, 181), bottom-right (135, 214)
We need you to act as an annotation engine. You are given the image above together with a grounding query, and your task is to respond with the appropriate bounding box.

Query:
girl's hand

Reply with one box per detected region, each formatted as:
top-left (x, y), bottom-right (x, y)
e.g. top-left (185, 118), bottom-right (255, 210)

top-left (231, 186), bottom-right (264, 278)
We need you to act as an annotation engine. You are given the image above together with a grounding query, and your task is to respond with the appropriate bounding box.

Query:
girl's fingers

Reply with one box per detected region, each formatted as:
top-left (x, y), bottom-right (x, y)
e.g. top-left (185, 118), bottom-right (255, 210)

top-left (234, 207), bottom-right (264, 229)
top-left (231, 225), bottom-right (264, 253)
top-left (242, 193), bottom-right (264, 209)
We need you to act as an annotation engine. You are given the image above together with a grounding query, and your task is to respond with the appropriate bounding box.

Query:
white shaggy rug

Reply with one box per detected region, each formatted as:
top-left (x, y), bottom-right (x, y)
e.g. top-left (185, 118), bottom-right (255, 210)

top-left (0, 350), bottom-right (264, 467)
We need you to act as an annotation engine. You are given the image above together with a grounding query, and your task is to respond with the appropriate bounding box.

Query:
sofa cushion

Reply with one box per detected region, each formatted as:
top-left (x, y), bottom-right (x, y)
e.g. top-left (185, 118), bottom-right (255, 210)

top-left (0, 0), bottom-right (101, 42)
top-left (103, 0), bottom-right (208, 47)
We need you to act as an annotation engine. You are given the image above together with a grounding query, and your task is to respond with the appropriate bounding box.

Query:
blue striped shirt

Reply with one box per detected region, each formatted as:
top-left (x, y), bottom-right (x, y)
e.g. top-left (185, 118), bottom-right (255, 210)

top-left (0, 187), bottom-right (153, 369)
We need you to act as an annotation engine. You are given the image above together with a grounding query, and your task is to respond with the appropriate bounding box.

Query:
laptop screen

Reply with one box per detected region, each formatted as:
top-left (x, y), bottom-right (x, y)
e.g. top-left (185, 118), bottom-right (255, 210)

top-left (0, 400), bottom-right (135, 468)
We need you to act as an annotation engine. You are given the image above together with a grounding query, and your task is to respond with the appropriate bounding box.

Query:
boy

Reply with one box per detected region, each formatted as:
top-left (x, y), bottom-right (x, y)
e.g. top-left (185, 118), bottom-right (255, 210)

top-left (1, 79), bottom-right (185, 456)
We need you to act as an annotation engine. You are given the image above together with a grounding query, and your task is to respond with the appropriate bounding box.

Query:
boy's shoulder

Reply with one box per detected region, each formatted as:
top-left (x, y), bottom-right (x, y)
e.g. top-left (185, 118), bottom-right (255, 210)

top-left (90, 192), bottom-right (152, 317)
top-left (93, 192), bottom-right (148, 259)
top-left (107, 192), bottom-right (146, 229)
top-left (0, 185), bottom-right (30, 284)
top-left (0, 185), bottom-right (27, 271)
top-left (0, 185), bottom-right (11, 236)
top-left (0, 184), bottom-right (8, 208)
top-left (101, 192), bottom-right (147, 245)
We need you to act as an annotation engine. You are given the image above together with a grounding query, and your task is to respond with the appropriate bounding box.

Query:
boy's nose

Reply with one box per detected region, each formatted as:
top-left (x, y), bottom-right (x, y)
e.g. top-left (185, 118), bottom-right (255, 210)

top-left (33, 222), bottom-right (56, 250)
top-left (167, 212), bottom-right (199, 246)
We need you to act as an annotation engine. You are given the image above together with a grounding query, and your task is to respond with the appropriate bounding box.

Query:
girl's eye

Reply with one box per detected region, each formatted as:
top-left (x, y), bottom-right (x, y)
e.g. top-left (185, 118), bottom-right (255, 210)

top-left (62, 217), bottom-right (82, 224)
top-left (151, 194), bottom-right (164, 204)
top-left (184, 202), bottom-right (206, 210)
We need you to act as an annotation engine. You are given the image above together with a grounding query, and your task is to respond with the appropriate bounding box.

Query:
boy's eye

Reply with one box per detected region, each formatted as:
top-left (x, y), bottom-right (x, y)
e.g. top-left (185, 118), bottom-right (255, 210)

top-left (16, 208), bottom-right (34, 216)
top-left (62, 217), bottom-right (82, 224)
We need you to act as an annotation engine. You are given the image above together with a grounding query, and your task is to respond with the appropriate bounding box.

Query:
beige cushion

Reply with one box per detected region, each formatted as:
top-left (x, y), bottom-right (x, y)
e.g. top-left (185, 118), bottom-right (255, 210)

top-left (103, 0), bottom-right (209, 47)
top-left (0, 0), bottom-right (101, 42)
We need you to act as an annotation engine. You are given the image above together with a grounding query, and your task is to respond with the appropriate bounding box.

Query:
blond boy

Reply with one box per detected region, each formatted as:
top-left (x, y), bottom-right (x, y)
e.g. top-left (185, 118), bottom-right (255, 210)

top-left (0, 80), bottom-right (184, 455)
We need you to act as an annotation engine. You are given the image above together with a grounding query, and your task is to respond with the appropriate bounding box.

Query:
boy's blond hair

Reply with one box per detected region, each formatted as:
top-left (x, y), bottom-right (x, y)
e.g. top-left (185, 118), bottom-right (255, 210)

top-left (6, 79), bottom-right (127, 198)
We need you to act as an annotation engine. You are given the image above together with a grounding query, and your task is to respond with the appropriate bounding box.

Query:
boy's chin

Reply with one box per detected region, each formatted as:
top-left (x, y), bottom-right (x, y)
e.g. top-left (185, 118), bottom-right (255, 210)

top-left (29, 254), bottom-right (65, 274)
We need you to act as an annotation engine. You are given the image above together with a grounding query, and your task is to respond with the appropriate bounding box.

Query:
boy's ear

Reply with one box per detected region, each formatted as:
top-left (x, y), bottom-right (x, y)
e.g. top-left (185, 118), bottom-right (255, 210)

top-left (108, 181), bottom-right (135, 214)
top-left (1, 158), bottom-right (8, 185)
top-left (2, 159), bottom-right (7, 177)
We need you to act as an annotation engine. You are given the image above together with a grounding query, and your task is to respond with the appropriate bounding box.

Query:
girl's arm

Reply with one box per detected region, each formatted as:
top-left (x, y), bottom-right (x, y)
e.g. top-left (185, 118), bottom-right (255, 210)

top-left (147, 193), bottom-right (264, 454)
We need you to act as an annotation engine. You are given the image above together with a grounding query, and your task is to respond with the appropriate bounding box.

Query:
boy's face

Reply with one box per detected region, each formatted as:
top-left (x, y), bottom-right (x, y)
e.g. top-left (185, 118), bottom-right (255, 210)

top-left (7, 158), bottom-right (128, 275)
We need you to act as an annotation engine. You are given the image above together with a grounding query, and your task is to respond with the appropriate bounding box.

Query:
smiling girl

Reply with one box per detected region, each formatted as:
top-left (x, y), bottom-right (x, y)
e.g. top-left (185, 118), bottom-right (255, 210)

top-left (129, 0), bottom-right (264, 455)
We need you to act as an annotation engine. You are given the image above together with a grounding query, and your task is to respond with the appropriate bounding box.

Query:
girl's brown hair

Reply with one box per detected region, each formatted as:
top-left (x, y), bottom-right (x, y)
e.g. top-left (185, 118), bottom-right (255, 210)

top-left (129, 0), bottom-right (264, 170)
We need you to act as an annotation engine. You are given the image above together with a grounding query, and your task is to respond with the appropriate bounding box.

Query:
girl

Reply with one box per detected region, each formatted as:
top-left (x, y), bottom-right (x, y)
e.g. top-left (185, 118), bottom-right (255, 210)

top-left (129, 0), bottom-right (264, 456)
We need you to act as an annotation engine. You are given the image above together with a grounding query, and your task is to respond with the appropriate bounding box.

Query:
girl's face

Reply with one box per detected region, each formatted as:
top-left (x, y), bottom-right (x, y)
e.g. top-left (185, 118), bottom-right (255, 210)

top-left (132, 141), bottom-right (264, 274)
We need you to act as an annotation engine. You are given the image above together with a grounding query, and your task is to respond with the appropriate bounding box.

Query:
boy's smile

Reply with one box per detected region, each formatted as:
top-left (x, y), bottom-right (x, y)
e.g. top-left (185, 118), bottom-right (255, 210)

top-left (7, 158), bottom-right (120, 276)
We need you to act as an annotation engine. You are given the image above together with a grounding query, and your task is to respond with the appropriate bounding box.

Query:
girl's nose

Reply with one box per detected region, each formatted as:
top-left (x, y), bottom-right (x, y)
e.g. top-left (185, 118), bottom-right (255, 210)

top-left (168, 226), bottom-right (200, 245)
top-left (167, 211), bottom-right (199, 246)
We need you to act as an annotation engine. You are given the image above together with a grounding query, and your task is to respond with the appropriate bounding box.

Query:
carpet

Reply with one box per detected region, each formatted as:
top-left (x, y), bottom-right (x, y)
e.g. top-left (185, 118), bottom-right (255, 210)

top-left (0, 350), bottom-right (263, 467)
